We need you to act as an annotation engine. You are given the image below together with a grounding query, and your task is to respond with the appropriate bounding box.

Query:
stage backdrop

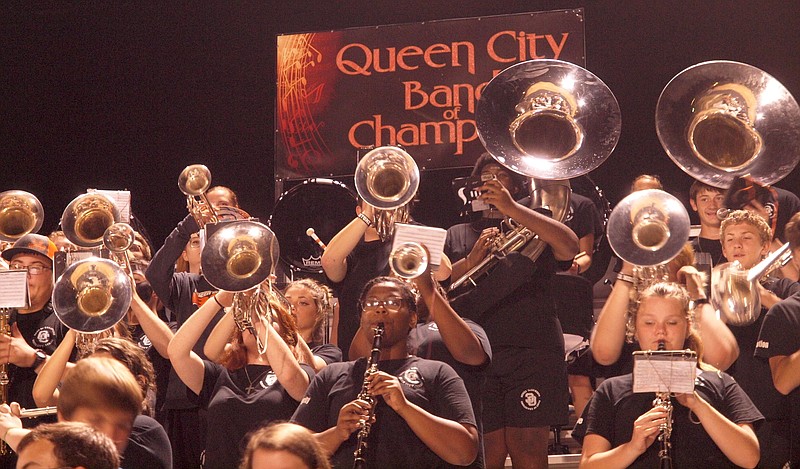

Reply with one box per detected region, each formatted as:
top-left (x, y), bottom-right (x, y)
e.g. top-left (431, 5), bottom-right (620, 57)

top-left (275, 8), bottom-right (586, 180)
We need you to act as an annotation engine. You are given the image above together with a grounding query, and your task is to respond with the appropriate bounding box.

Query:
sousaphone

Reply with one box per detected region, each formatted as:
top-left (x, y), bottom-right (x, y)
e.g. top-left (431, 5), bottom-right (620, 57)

top-left (450, 59), bottom-right (621, 291)
top-left (656, 60), bottom-right (800, 189)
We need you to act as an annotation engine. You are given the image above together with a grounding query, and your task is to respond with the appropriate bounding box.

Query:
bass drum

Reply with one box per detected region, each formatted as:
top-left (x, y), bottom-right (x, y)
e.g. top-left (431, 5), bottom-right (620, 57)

top-left (570, 174), bottom-right (612, 286)
top-left (268, 178), bottom-right (357, 274)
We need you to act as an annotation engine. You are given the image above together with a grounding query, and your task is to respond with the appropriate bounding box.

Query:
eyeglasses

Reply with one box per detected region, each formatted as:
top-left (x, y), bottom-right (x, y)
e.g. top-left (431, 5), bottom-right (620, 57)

top-left (9, 263), bottom-right (52, 275)
top-left (363, 298), bottom-right (405, 312)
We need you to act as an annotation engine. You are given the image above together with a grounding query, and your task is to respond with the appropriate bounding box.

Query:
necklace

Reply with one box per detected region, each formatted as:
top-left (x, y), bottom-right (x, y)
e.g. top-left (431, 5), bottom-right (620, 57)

top-left (243, 365), bottom-right (270, 394)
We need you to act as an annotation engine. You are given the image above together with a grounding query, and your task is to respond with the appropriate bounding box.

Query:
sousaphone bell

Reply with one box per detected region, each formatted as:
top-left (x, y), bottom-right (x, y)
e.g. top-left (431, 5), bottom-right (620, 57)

top-left (656, 60), bottom-right (800, 189)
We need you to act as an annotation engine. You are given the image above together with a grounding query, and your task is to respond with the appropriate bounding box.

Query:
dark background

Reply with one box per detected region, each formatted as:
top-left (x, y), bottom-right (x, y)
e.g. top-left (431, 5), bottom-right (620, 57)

top-left (3, 1), bottom-right (799, 267)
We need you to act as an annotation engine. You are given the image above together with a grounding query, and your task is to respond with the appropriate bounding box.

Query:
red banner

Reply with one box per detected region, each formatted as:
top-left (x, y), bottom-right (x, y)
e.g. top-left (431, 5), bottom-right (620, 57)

top-left (276, 9), bottom-right (586, 179)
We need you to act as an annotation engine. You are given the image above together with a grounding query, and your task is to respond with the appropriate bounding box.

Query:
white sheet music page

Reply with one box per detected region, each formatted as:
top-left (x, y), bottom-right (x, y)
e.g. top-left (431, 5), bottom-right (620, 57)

top-left (88, 189), bottom-right (132, 223)
top-left (632, 353), bottom-right (696, 394)
top-left (392, 223), bottom-right (447, 267)
top-left (0, 270), bottom-right (29, 308)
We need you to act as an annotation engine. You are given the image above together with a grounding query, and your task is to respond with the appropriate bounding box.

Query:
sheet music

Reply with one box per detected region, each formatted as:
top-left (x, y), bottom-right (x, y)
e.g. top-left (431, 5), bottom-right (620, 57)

top-left (632, 352), bottom-right (696, 394)
top-left (88, 189), bottom-right (131, 223)
top-left (392, 223), bottom-right (447, 267)
top-left (0, 270), bottom-right (29, 308)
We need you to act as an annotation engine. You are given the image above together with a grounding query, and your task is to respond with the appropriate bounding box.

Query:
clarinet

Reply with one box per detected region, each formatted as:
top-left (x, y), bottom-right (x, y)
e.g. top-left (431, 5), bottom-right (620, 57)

top-left (353, 323), bottom-right (384, 469)
top-left (653, 340), bottom-right (673, 469)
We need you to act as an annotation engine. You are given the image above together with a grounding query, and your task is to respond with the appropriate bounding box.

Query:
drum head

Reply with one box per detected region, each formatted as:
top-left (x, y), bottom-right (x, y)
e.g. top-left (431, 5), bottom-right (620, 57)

top-left (269, 179), bottom-right (357, 273)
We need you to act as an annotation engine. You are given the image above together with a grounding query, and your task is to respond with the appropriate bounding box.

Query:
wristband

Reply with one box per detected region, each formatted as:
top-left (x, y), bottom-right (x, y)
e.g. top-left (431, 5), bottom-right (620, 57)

top-left (357, 213), bottom-right (372, 227)
top-left (212, 295), bottom-right (225, 310)
top-left (616, 273), bottom-right (635, 284)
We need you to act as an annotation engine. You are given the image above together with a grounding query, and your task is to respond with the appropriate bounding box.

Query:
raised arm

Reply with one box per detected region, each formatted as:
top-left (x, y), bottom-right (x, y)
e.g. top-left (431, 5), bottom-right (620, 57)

top-left (168, 291), bottom-right (233, 394)
top-left (414, 264), bottom-right (488, 366)
top-left (32, 329), bottom-right (77, 407)
top-left (769, 351), bottom-right (800, 395)
top-left (202, 304), bottom-right (234, 363)
top-left (590, 261), bottom-right (634, 365)
top-left (145, 214), bottom-right (198, 310)
top-left (678, 266), bottom-right (739, 370)
top-left (129, 277), bottom-right (173, 359)
top-left (321, 204), bottom-right (374, 283)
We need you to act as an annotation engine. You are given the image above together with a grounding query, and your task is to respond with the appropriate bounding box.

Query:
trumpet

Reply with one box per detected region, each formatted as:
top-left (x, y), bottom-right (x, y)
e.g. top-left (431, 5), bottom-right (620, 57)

top-left (389, 242), bottom-right (428, 279)
top-left (354, 146), bottom-right (419, 242)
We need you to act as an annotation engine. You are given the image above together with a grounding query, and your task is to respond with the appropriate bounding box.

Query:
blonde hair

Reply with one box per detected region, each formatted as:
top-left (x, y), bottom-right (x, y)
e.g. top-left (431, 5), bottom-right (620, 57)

top-left (285, 278), bottom-right (333, 344)
top-left (720, 209), bottom-right (772, 245)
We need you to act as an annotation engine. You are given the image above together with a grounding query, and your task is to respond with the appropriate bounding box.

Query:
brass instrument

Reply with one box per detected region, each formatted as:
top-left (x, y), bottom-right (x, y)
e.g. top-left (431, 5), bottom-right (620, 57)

top-left (653, 340), bottom-right (674, 469)
top-left (712, 242), bottom-right (793, 326)
top-left (19, 406), bottom-right (58, 418)
top-left (607, 189), bottom-right (691, 284)
top-left (203, 221), bottom-right (282, 355)
top-left (61, 193), bottom-right (121, 248)
top-left (656, 60), bottom-right (800, 190)
top-left (354, 146), bottom-right (419, 242)
top-left (201, 220), bottom-right (277, 292)
top-left (103, 222), bottom-right (136, 274)
top-left (52, 257), bottom-right (131, 355)
top-left (0, 191), bottom-right (44, 243)
top-left (449, 59), bottom-right (621, 292)
top-left (389, 242), bottom-right (428, 279)
top-left (353, 323), bottom-right (384, 469)
top-left (0, 308), bottom-right (10, 455)
top-left (179, 164), bottom-right (219, 227)
top-left (656, 61), bottom-right (800, 323)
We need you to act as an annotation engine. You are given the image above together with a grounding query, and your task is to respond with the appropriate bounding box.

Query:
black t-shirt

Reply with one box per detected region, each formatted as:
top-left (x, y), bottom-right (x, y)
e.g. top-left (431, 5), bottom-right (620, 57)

top-left (9, 301), bottom-right (68, 410)
top-left (331, 238), bottom-right (392, 354)
top-left (755, 292), bottom-right (800, 465)
top-left (774, 186), bottom-right (800, 242)
top-left (197, 360), bottom-right (315, 469)
top-left (409, 320), bottom-right (491, 469)
top-left (691, 236), bottom-right (726, 268)
top-left (565, 192), bottom-right (603, 242)
top-left (573, 371), bottom-right (763, 468)
top-left (309, 342), bottom-right (343, 365)
top-left (292, 356), bottom-right (476, 469)
top-left (445, 218), bottom-right (567, 350)
top-left (726, 278), bottom-right (800, 421)
top-left (121, 414), bottom-right (172, 469)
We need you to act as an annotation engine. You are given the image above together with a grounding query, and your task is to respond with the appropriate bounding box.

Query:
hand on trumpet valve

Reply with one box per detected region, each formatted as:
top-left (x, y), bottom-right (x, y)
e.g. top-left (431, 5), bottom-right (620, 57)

top-left (676, 265), bottom-right (705, 298)
top-left (466, 227), bottom-right (499, 268)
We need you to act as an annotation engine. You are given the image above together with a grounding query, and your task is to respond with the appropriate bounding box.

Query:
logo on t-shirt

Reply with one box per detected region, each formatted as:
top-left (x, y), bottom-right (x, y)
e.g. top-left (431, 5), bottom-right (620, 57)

top-left (264, 371), bottom-right (278, 387)
top-left (756, 339), bottom-right (769, 350)
top-left (33, 326), bottom-right (56, 348)
top-left (427, 323), bottom-right (439, 332)
top-left (399, 367), bottom-right (423, 388)
top-left (138, 335), bottom-right (152, 350)
top-left (520, 388), bottom-right (541, 411)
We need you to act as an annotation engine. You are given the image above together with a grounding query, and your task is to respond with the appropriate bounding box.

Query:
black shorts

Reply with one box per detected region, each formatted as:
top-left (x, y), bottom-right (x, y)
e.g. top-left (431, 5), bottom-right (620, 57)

top-left (482, 347), bottom-right (569, 432)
